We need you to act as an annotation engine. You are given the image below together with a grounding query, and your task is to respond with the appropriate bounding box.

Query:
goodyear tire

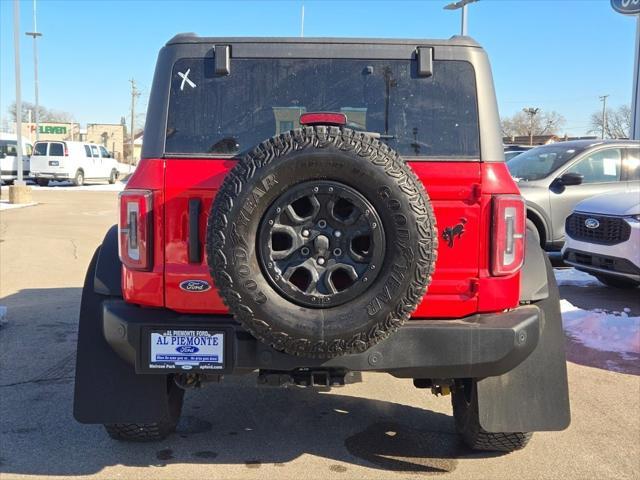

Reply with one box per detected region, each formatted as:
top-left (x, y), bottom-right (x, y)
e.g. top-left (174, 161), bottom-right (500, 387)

top-left (452, 378), bottom-right (532, 452)
top-left (207, 126), bottom-right (437, 358)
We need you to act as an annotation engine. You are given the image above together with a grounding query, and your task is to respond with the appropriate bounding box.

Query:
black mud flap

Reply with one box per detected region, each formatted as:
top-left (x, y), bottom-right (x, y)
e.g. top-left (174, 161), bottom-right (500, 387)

top-left (73, 247), bottom-right (183, 424)
top-left (476, 253), bottom-right (570, 432)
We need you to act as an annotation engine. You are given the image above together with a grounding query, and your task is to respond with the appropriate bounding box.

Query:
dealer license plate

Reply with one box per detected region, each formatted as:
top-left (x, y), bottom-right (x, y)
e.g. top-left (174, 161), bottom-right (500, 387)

top-left (149, 329), bottom-right (224, 371)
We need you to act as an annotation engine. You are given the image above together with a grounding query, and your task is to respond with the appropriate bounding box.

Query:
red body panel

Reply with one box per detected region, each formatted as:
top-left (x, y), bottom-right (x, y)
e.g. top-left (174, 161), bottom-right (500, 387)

top-left (121, 158), bottom-right (522, 317)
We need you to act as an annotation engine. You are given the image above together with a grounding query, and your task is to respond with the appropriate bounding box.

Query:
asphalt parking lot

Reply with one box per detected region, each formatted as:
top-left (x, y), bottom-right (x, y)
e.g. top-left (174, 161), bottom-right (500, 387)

top-left (1, 188), bottom-right (639, 480)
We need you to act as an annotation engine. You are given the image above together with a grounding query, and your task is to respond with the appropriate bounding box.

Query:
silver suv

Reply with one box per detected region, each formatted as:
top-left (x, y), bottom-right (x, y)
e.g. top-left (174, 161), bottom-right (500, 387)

top-left (507, 139), bottom-right (640, 249)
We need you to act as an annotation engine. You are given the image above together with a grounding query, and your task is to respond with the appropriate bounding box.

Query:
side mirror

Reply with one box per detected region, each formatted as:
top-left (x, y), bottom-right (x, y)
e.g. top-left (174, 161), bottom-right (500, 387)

top-left (558, 172), bottom-right (583, 186)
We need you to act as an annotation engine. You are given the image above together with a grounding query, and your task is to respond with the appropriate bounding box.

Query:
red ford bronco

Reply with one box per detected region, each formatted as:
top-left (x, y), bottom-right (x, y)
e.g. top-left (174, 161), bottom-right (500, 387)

top-left (74, 35), bottom-right (570, 451)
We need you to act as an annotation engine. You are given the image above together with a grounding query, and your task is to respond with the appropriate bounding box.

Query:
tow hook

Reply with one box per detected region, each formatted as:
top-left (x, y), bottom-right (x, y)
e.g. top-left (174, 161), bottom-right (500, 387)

top-left (174, 373), bottom-right (222, 389)
top-left (431, 384), bottom-right (451, 396)
top-left (413, 378), bottom-right (452, 396)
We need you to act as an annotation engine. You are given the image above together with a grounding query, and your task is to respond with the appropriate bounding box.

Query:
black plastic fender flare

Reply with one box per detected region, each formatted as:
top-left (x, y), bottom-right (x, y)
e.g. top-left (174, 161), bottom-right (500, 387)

top-left (519, 233), bottom-right (550, 303)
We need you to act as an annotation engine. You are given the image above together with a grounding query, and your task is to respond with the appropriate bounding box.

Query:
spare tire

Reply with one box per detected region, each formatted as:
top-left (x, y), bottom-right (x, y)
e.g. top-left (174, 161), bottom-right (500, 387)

top-left (207, 126), bottom-right (437, 358)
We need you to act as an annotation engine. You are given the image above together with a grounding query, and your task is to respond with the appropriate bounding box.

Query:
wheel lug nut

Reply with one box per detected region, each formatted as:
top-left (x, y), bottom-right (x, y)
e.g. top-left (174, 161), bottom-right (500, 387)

top-left (317, 257), bottom-right (326, 266)
top-left (334, 230), bottom-right (342, 238)
top-left (302, 229), bottom-right (310, 237)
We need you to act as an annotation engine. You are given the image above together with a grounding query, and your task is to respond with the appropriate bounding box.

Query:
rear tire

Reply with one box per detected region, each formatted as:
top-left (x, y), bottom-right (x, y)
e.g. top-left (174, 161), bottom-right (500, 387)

top-left (452, 378), bottom-right (532, 452)
top-left (108, 169), bottom-right (118, 184)
top-left (36, 178), bottom-right (49, 187)
top-left (594, 274), bottom-right (640, 289)
top-left (73, 170), bottom-right (85, 186)
top-left (102, 375), bottom-right (183, 442)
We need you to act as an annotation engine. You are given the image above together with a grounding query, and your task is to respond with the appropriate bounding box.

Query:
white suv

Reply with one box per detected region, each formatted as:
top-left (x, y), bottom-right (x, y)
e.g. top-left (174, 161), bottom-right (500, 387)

top-left (562, 188), bottom-right (640, 288)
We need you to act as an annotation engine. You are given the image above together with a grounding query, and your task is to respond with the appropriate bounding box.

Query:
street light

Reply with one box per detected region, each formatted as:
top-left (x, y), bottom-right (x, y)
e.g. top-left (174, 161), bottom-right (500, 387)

top-left (443, 0), bottom-right (479, 36)
top-left (25, 0), bottom-right (41, 141)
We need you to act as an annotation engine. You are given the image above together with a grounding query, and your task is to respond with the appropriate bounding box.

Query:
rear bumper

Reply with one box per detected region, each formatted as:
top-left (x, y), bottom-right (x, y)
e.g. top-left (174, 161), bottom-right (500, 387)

top-left (1, 170), bottom-right (30, 179)
top-left (103, 299), bottom-right (541, 379)
top-left (31, 171), bottom-right (69, 179)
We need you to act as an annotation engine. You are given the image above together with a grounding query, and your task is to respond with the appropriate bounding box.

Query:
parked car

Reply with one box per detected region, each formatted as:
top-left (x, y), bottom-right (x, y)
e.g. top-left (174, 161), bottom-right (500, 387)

top-left (30, 140), bottom-right (119, 186)
top-left (562, 188), bottom-right (640, 288)
top-left (507, 140), bottom-right (640, 249)
top-left (73, 34), bottom-right (570, 452)
top-left (504, 144), bottom-right (533, 162)
top-left (0, 134), bottom-right (32, 185)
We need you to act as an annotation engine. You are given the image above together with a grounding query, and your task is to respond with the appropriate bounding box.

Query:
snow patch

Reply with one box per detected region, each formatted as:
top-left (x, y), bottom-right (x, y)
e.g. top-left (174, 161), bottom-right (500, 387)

top-left (0, 200), bottom-right (37, 211)
top-left (561, 299), bottom-right (640, 358)
top-left (554, 268), bottom-right (601, 287)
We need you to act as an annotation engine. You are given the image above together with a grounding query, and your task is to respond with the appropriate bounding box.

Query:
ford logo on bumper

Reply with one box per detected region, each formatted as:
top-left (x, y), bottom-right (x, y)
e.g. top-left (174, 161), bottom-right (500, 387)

top-left (179, 280), bottom-right (211, 292)
top-left (584, 218), bottom-right (600, 229)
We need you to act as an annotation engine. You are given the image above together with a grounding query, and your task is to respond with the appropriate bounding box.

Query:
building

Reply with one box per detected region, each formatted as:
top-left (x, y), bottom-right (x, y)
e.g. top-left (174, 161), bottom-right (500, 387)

top-left (16, 122), bottom-right (81, 144)
top-left (85, 123), bottom-right (125, 161)
top-left (133, 133), bottom-right (143, 162)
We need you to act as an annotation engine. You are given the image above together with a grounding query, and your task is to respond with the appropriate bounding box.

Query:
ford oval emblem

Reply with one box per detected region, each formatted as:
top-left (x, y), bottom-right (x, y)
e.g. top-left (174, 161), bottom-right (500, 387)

top-left (176, 346), bottom-right (199, 354)
top-left (584, 218), bottom-right (600, 229)
top-left (179, 279), bottom-right (211, 292)
top-left (611, 0), bottom-right (640, 15)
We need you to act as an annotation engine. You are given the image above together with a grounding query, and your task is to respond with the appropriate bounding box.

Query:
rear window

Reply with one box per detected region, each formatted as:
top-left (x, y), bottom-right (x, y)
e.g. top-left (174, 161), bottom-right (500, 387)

top-left (49, 143), bottom-right (64, 156)
top-left (166, 57), bottom-right (480, 159)
top-left (33, 142), bottom-right (48, 156)
top-left (0, 140), bottom-right (17, 156)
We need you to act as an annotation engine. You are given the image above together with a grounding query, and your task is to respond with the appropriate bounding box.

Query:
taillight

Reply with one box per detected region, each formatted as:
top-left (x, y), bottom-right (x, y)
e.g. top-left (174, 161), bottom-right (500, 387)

top-left (119, 189), bottom-right (153, 271)
top-left (491, 194), bottom-right (525, 276)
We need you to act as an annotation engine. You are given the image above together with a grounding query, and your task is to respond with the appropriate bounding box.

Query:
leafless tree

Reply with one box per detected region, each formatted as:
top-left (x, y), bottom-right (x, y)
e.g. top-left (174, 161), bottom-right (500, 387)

top-left (8, 101), bottom-right (75, 123)
top-left (501, 109), bottom-right (565, 137)
top-left (589, 104), bottom-right (631, 139)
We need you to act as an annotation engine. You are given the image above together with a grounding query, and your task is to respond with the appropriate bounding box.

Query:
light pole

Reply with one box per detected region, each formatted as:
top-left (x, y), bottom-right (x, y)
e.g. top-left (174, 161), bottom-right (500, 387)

top-left (444, 0), bottom-right (479, 36)
top-left (10, 0), bottom-right (32, 204)
top-left (25, 0), bottom-right (41, 141)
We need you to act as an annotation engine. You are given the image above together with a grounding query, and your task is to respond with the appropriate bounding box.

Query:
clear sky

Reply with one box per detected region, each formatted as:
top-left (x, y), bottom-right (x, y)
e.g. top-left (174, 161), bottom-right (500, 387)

top-left (0, 0), bottom-right (637, 136)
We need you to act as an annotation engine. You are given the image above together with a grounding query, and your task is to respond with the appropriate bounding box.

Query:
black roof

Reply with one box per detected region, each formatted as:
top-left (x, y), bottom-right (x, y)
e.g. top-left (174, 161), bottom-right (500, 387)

top-left (166, 33), bottom-right (481, 48)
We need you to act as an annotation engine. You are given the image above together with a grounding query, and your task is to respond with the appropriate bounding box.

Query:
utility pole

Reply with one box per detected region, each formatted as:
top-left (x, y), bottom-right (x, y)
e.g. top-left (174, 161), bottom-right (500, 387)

top-left (523, 107), bottom-right (540, 146)
top-left (599, 94), bottom-right (609, 139)
top-left (13, 0), bottom-right (24, 184)
top-left (129, 79), bottom-right (140, 164)
top-left (10, 0), bottom-right (32, 204)
top-left (25, 0), bottom-right (42, 141)
top-left (300, 4), bottom-right (305, 37)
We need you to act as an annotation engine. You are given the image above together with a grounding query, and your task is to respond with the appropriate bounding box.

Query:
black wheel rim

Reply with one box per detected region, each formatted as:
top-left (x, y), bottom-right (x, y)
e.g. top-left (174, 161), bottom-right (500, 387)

top-left (258, 180), bottom-right (385, 308)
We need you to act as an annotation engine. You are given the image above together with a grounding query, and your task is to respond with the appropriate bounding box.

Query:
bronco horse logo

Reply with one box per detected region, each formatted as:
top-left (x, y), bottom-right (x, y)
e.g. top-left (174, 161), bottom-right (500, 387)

top-left (442, 218), bottom-right (467, 248)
